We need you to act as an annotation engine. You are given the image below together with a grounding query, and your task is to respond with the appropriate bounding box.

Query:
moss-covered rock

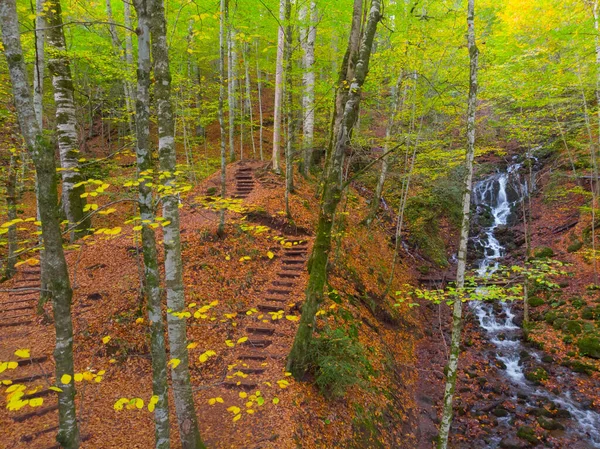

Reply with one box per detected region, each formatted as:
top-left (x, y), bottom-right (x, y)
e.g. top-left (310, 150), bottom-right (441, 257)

top-left (582, 307), bottom-right (596, 320)
top-left (516, 426), bottom-right (538, 444)
top-left (561, 320), bottom-right (582, 335)
top-left (536, 416), bottom-right (564, 431)
top-left (525, 367), bottom-right (548, 384)
top-left (528, 296), bottom-right (544, 307)
top-left (534, 246), bottom-right (555, 259)
top-left (567, 241), bottom-right (583, 253)
top-left (577, 336), bottom-right (600, 359)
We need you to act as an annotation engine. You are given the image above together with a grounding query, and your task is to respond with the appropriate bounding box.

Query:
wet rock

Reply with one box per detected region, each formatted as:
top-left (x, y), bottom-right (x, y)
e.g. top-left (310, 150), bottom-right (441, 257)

top-left (499, 436), bottom-right (527, 449)
top-left (536, 416), bottom-right (564, 431)
top-left (516, 426), bottom-right (538, 444)
top-left (492, 407), bottom-right (509, 417)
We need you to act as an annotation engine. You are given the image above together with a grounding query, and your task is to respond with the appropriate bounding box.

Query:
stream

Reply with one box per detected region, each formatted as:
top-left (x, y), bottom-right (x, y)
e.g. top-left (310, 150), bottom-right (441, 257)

top-left (470, 164), bottom-right (600, 448)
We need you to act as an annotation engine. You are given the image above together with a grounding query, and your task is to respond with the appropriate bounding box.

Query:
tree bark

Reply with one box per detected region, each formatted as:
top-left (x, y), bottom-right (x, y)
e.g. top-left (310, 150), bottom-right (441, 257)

top-left (219, 0), bottom-right (228, 235)
top-left (131, 1), bottom-right (171, 447)
top-left (33, 0), bottom-right (45, 129)
top-left (243, 43), bottom-right (257, 158)
top-left (256, 41), bottom-right (264, 161)
top-left (437, 1), bottom-right (479, 447)
top-left (227, 11), bottom-right (237, 162)
top-left (4, 153), bottom-right (18, 280)
top-left (299, 1), bottom-right (317, 175)
top-left (272, 0), bottom-right (287, 173)
top-left (46, 0), bottom-right (90, 241)
top-left (0, 1), bottom-right (80, 446)
top-left (287, 0), bottom-right (381, 378)
top-left (284, 0), bottom-right (294, 218)
top-left (148, 1), bottom-right (206, 447)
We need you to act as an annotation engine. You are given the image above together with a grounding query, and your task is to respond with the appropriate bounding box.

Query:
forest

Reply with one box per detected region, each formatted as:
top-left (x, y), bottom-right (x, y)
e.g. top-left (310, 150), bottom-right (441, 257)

top-left (0, 0), bottom-right (600, 447)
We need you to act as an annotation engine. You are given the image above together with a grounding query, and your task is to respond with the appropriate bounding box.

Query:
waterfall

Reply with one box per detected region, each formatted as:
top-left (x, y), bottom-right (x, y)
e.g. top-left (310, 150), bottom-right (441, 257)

top-left (471, 163), bottom-right (600, 447)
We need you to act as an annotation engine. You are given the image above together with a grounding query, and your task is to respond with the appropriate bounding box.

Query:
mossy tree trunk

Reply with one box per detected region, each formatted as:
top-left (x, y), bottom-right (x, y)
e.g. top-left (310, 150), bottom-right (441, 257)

top-left (0, 2), bottom-right (80, 446)
top-left (46, 0), bottom-right (90, 241)
top-left (437, 1), bottom-right (479, 447)
top-left (149, 0), bottom-right (206, 447)
top-left (287, 0), bottom-right (381, 378)
top-left (131, 1), bottom-right (170, 446)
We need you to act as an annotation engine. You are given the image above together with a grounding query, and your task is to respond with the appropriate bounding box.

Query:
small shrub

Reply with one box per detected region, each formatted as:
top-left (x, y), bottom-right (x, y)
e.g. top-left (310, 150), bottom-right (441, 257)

top-left (567, 241), bottom-right (583, 253)
top-left (577, 336), bottom-right (600, 359)
top-left (528, 296), bottom-right (544, 307)
top-left (534, 246), bottom-right (554, 259)
top-left (562, 320), bottom-right (582, 335)
top-left (308, 326), bottom-right (374, 398)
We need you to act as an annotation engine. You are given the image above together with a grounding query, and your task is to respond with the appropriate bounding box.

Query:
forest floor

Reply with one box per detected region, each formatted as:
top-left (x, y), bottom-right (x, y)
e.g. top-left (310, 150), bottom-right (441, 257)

top-left (0, 157), bottom-right (421, 448)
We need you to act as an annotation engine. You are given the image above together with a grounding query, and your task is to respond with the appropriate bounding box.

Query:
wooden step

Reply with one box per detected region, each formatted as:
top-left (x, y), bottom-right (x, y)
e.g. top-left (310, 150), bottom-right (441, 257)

top-left (266, 288), bottom-right (292, 296)
top-left (224, 378), bottom-right (258, 390)
top-left (20, 269), bottom-right (41, 274)
top-left (0, 313), bottom-right (31, 321)
top-left (238, 351), bottom-right (268, 361)
top-left (282, 252), bottom-right (305, 258)
top-left (243, 337), bottom-right (272, 348)
top-left (13, 282), bottom-right (39, 289)
top-left (247, 325), bottom-right (276, 335)
top-left (272, 280), bottom-right (294, 287)
top-left (264, 297), bottom-right (288, 303)
top-left (0, 320), bottom-right (33, 328)
top-left (238, 364), bottom-right (266, 374)
top-left (12, 404), bottom-right (58, 422)
top-left (17, 356), bottom-right (49, 367)
top-left (257, 303), bottom-right (285, 313)
top-left (4, 372), bottom-right (50, 384)
top-left (280, 266), bottom-right (303, 272)
top-left (21, 424), bottom-right (58, 443)
top-left (10, 290), bottom-right (38, 297)
top-left (22, 388), bottom-right (54, 401)
top-left (276, 272), bottom-right (300, 278)
top-left (3, 304), bottom-right (33, 313)
top-left (282, 259), bottom-right (304, 265)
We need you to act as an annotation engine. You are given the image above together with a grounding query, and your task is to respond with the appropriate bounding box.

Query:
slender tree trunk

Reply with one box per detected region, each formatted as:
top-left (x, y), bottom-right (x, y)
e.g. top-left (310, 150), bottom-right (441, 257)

top-left (46, 0), bottom-right (90, 240)
top-left (219, 0), bottom-right (228, 235)
top-left (272, 0), bottom-right (287, 173)
top-left (227, 14), bottom-right (237, 162)
top-left (299, 2), bottom-right (317, 175)
top-left (284, 0), bottom-right (294, 218)
top-left (149, 3), bottom-right (206, 447)
top-left (437, 1), bottom-right (479, 447)
top-left (131, 2), bottom-right (171, 447)
top-left (256, 41), bottom-right (264, 161)
top-left (243, 44), bottom-right (257, 158)
top-left (33, 0), bottom-right (45, 129)
top-left (124, 0), bottom-right (136, 118)
top-left (0, 2), bottom-right (80, 446)
top-left (287, 0), bottom-right (381, 378)
top-left (366, 75), bottom-right (402, 225)
top-left (4, 154), bottom-right (18, 280)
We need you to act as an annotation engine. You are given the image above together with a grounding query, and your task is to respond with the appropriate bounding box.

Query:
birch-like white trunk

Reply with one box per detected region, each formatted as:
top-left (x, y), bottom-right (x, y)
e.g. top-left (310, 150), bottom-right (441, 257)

top-left (46, 0), bottom-right (90, 240)
top-left (131, 1), bottom-right (171, 447)
top-left (437, 1), bottom-right (478, 447)
top-left (256, 41), bottom-right (264, 160)
top-left (149, 1), bottom-right (206, 447)
top-left (124, 0), bottom-right (137, 114)
top-left (0, 1), bottom-right (80, 446)
top-left (272, 0), bottom-right (286, 173)
top-left (299, 1), bottom-right (317, 175)
top-left (33, 0), bottom-right (45, 129)
top-left (227, 19), bottom-right (237, 161)
top-left (219, 0), bottom-right (228, 235)
top-left (243, 44), bottom-right (257, 158)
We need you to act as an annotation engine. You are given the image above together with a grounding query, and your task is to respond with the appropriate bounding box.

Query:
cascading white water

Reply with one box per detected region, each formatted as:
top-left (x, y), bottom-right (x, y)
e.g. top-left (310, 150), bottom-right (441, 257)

top-left (471, 164), bottom-right (600, 447)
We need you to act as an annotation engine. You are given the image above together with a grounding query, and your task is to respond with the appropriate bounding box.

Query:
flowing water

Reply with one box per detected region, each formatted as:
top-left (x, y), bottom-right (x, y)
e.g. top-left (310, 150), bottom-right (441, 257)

top-left (471, 164), bottom-right (600, 447)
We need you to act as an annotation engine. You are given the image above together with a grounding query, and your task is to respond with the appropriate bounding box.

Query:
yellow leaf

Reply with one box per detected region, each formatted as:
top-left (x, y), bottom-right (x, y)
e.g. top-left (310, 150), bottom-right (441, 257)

top-left (233, 413), bottom-right (242, 422)
top-left (29, 397), bottom-right (43, 407)
top-left (135, 317), bottom-right (144, 324)
top-left (74, 373), bottom-right (83, 382)
top-left (135, 398), bottom-right (144, 409)
top-left (1, 380), bottom-right (12, 386)
top-left (239, 392), bottom-right (247, 398)
top-left (102, 336), bottom-right (111, 344)
top-left (148, 403), bottom-right (156, 412)
top-left (237, 337), bottom-right (248, 344)
top-left (168, 358), bottom-right (181, 369)
top-left (286, 315), bottom-right (299, 321)
top-left (14, 349), bottom-right (30, 358)
top-left (208, 398), bottom-right (216, 405)
top-left (60, 374), bottom-right (72, 384)
top-left (187, 342), bottom-right (198, 349)
top-left (8, 361), bottom-right (18, 370)
top-left (49, 386), bottom-right (63, 392)
top-left (267, 251), bottom-right (274, 259)
top-left (272, 397), bottom-right (280, 404)
top-left (225, 340), bottom-right (235, 347)
top-left (246, 409), bottom-right (255, 414)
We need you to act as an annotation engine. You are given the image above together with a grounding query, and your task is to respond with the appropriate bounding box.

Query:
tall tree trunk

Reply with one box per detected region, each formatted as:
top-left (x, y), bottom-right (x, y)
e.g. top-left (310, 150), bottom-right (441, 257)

top-left (299, 1), bottom-right (317, 175)
top-left (219, 0), bottom-right (228, 236)
top-left (124, 0), bottom-right (137, 117)
top-left (130, 1), bottom-right (171, 447)
top-left (33, 0), bottom-right (45, 129)
top-left (287, 0), bottom-right (381, 378)
top-left (243, 43), bottom-right (257, 158)
top-left (227, 13), bottom-right (237, 162)
top-left (437, 1), bottom-right (479, 447)
top-left (149, 1), bottom-right (206, 447)
top-left (272, 0), bottom-right (287, 173)
top-left (46, 0), bottom-right (90, 240)
top-left (4, 153), bottom-right (18, 280)
top-left (0, 1), bottom-right (80, 446)
top-left (256, 41), bottom-right (264, 161)
top-left (284, 0), bottom-right (294, 218)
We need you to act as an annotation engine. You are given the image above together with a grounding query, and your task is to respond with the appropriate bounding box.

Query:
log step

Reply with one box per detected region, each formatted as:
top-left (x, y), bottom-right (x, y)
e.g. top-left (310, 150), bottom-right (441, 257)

top-left (13, 283), bottom-right (39, 289)
top-left (4, 372), bottom-right (50, 384)
top-left (224, 378), bottom-right (258, 390)
top-left (3, 297), bottom-right (36, 305)
top-left (21, 424), bottom-right (58, 443)
top-left (237, 351), bottom-right (268, 361)
top-left (264, 297), bottom-right (288, 303)
top-left (10, 290), bottom-right (38, 297)
top-left (247, 325), bottom-right (276, 335)
top-left (272, 281), bottom-right (294, 287)
top-left (277, 272), bottom-right (300, 278)
top-left (22, 388), bottom-right (54, 401)
top-left (17, 356), bottom-right (49, 367)
top-left (3, 304), bottom-right (32, 313)
top-left (12, 404), bottom-right (58, 422)
top-left (280, 266), bottom-right (303, 272)
top-left (257, 303), bottom-right (285, 313)
top-left (0, 313), bottom-right (31, 321)
top-left (0, 320), bottom-right (33, 328)
top-left (242, 338), bottom-right (272, 348)
top-left (238, 364), bottom-right (266, 374)
top-left (266, 289), bottom-right (292, 295)
top-left (282, 259), bottom-right (304, 265)
top-left (283, 252), bottom-right (305, 258)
